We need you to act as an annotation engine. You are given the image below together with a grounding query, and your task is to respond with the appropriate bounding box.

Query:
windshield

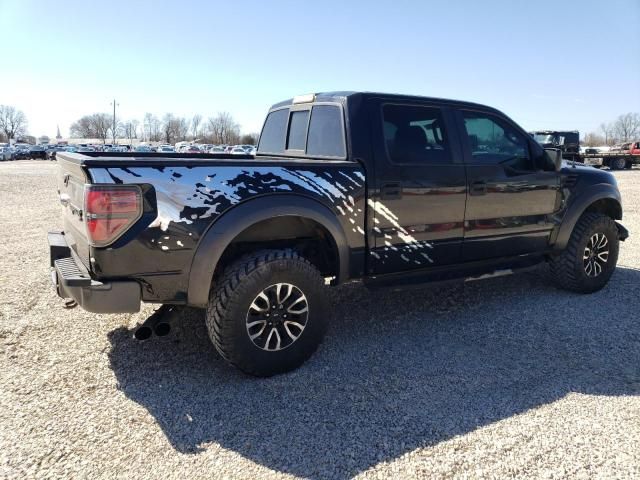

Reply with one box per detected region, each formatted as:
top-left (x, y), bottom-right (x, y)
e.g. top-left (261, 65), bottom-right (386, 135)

top-left (533, 134), bottom-right (557, 144)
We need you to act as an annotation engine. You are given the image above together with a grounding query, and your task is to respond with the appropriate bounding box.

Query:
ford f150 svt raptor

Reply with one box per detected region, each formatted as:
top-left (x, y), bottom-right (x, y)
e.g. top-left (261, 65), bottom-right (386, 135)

top-left (49, 92), bottom-right (628, 376)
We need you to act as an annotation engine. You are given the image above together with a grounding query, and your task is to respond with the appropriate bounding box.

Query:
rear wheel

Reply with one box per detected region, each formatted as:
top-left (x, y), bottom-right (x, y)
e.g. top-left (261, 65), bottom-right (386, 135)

top-left (550, 213), bottom-right (619, 293)
top-left (610, 157), bottom-right (627, 170)
top-left (206, 249), bottom-right (328, 376)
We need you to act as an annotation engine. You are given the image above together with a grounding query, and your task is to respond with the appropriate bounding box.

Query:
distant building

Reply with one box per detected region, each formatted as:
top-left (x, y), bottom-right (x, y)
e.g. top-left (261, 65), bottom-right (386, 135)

top-left (38, 135), bottom-right (50, 145)
top-left (17, 135), bottom-right (36, 145)
top-left (56, 125), bottom-right (62, 140)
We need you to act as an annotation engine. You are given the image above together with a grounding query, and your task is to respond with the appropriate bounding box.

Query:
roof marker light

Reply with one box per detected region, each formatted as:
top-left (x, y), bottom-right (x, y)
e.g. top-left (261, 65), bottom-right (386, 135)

top-left (292, 93), bottom-right (315, 104)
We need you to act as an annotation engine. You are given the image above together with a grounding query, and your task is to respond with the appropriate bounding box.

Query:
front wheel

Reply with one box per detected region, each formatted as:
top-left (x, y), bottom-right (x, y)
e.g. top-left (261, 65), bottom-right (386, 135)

top-left (550, 213), bottom-right (619, 293)
top-left (206, 249), bottom-right (329, 377)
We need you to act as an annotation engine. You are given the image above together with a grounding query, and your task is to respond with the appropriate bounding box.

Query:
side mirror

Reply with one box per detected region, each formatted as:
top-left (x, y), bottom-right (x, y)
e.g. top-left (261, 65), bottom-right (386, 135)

top-left (545, 148), bottom-right (563, 171)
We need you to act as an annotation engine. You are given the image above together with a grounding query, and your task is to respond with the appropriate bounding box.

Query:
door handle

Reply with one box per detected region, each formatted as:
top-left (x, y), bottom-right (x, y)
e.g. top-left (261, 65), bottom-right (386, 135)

top-left (469, 181), bottom-right (487, 196)
top-left (380, 182), bottom-right (402, 200)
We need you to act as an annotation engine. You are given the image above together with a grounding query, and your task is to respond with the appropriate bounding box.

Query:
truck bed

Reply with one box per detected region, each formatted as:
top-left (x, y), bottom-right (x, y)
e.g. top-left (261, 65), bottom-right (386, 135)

top-left (58, 151), bottom-right (357, 167)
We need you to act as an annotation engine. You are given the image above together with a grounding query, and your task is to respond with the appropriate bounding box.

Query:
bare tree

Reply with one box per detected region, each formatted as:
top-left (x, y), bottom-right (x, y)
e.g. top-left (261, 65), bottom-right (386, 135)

top-left (69, 116), bottom-right (93, 138)
top-left (162, 113), bottom-right (176, 144)
top-left (0, 105), bottom-right (28, 142)
top-left (160, 114), bottom-right (190, 143)
top-left (191, 114), bottom-right (202, 140)
top-left (176, 117), bottom-right (189, 141)
top-left (142, 113), bottom-right (152, 141)
top-left (613, 113), bottom-right (640, 143)
top-left (142, 113), bottom-right (162, 142)
top-left (583, 132), bottom-right (605, 147)
top-left (240, 133), bottom-right (259, 145)
top-left (69, 113), bottom-right (112, 143)
top-left (599, 122), bottom-right (615, 146)
top-left (208, 112), bottom-right (240, 144)
top-left (122, 119), bottom-right (139, 144)
top-left (93, 113), bottom-right (111, 144)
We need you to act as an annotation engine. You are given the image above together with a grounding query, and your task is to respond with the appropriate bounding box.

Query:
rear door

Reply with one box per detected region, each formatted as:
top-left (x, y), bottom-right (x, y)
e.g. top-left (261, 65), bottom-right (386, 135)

top-left (368, 98), bottom-right (467, 275)
top-left (455, 109), bottom-right (561, 261)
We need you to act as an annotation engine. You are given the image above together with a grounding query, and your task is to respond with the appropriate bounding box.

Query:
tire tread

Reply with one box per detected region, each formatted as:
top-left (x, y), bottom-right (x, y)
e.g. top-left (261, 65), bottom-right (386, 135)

top-left (550, 212), bottom-right (618, 293)
top-left (206, 249), bottom-right (323, 376)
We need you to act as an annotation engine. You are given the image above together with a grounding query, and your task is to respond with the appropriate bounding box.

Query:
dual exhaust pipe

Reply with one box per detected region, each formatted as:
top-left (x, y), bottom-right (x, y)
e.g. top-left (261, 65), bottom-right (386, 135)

top-left (134, 305), bottom-right (177, 341)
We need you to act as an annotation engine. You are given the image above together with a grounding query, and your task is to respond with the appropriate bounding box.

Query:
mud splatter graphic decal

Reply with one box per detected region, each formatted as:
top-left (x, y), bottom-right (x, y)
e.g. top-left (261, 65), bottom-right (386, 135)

top-left (368, 199), bottom-right (434, 266)
top-left (89, 165), bottom-right (366, 252)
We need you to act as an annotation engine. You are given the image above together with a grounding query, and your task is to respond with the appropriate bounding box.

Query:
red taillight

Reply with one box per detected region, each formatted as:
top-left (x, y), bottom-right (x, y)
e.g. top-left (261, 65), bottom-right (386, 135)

top-left (85, 186), bottom-right (142, 246)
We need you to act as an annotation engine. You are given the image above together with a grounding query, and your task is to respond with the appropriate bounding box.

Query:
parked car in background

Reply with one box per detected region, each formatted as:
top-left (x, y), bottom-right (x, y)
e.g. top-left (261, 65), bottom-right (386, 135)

top-left (12, 144), bottom-right (30, 159)
top-left (135, 145), bottom-right (153, 153)
top-left (230, 147), bottom-right (248, 155)
top-left (157, 145), bottom-right (175, 153)
top-left (0, 146), bottom-right (12, 161)
top-left (209, 146), bottom-right (225, 154)
top-left (183, 145), bottom-right (201, 154)
top-left (28, 145), bottom-right (47, 160)
top-left (610, 143), bottom-right (631, 152)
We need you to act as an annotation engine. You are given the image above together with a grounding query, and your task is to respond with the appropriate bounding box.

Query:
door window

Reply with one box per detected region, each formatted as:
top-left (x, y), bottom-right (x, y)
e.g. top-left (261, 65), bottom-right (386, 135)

top-left (461, 112), bottom-right (532, 170)
top-left (382, 104), bottom-right (452, 164)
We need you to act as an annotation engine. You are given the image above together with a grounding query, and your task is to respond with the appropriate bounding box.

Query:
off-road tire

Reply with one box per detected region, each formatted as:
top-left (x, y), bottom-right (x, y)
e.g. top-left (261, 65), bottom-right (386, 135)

top-left (550, 213), bottom-right (619, 293)
top-left (206, 249), bottom-right (328, 377)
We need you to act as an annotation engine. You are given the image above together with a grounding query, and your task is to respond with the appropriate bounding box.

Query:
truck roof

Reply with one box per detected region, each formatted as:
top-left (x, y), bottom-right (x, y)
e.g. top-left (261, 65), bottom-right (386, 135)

top-left (269, 91), bottom-right (502, 113)
top-left (530, 130), bottom-right (579, 134)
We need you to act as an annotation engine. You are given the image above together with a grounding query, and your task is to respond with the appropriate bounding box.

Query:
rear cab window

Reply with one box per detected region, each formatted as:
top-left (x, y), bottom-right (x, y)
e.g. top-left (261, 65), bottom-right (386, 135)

top-left (258, 103), bottom-right (346, 159)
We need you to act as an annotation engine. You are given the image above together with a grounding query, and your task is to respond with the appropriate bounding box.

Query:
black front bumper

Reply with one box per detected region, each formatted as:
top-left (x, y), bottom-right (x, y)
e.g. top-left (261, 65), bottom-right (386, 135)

top-left (48, 231), bottom-right (141, 313)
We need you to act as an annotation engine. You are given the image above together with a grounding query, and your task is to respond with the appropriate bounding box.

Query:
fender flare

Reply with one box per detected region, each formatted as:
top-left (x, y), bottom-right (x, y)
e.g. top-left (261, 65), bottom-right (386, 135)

top-left (552, 183), bottom-right (622, 251)
top-left (187, 195), bottom-right (350, 307)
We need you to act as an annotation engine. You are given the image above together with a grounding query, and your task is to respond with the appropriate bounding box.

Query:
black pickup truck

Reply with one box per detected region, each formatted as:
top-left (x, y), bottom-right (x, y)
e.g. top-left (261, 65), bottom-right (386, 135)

top-left (49, 91), bottom-right (628, 376)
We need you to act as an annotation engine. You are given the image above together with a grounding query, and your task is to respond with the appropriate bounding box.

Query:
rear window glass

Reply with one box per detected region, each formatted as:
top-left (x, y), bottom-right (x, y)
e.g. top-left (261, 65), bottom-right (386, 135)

top-left (307, 105), bottom-right (345, 157)
top-left (258, 104), bottom-right (346, 158)
top-left (258, 109), bottom-right (288, 154)
top-left (286, 110), bottom-right (309, 150)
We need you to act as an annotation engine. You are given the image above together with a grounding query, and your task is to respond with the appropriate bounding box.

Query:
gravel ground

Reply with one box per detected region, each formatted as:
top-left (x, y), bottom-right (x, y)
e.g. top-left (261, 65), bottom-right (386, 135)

top-left (1, 160), bottom-right (638, 479)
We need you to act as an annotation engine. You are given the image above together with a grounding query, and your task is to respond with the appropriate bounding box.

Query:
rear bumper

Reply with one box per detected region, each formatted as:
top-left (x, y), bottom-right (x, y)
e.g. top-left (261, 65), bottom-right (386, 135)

top-left (48, 231), bottom-right (141, 313)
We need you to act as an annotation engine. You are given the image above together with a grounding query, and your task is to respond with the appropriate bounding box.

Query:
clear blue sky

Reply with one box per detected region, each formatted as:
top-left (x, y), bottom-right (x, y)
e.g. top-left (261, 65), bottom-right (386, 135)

top-left (1, 0), bottom-right (639, 138)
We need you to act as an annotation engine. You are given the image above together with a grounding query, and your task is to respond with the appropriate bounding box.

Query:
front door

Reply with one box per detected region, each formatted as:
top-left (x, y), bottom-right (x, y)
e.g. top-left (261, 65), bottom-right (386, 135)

top-left (455, 109), bottom-right (561, 261)
top-left (369, 100), bottom-right (467, 275)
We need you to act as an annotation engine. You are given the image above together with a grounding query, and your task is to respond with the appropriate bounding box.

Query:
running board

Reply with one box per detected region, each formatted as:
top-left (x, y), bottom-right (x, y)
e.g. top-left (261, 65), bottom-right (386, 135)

top-left (465, 268), bottom-right (513, 282)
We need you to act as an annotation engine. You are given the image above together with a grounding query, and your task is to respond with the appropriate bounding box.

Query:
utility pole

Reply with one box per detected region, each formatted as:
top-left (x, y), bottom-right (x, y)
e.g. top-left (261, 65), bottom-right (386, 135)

top-left (110, 99), bottom-right (119, 145)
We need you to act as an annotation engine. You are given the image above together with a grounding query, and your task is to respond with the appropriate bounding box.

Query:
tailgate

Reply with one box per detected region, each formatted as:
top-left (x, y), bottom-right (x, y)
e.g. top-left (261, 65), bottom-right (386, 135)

top-left (56, 157), bottom-right (92, 270)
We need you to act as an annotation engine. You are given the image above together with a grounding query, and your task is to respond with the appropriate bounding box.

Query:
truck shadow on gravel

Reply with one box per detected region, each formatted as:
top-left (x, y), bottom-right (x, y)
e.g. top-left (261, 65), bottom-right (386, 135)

top-left (108, 266), bottom-right (640, 479)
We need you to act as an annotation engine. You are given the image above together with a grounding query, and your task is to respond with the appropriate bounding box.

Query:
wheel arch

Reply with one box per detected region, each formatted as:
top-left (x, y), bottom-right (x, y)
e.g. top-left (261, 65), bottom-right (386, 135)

top-left (187, 195), bottom-right (350, 307)
top-left (553, 184), bottom-right (622, 251)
